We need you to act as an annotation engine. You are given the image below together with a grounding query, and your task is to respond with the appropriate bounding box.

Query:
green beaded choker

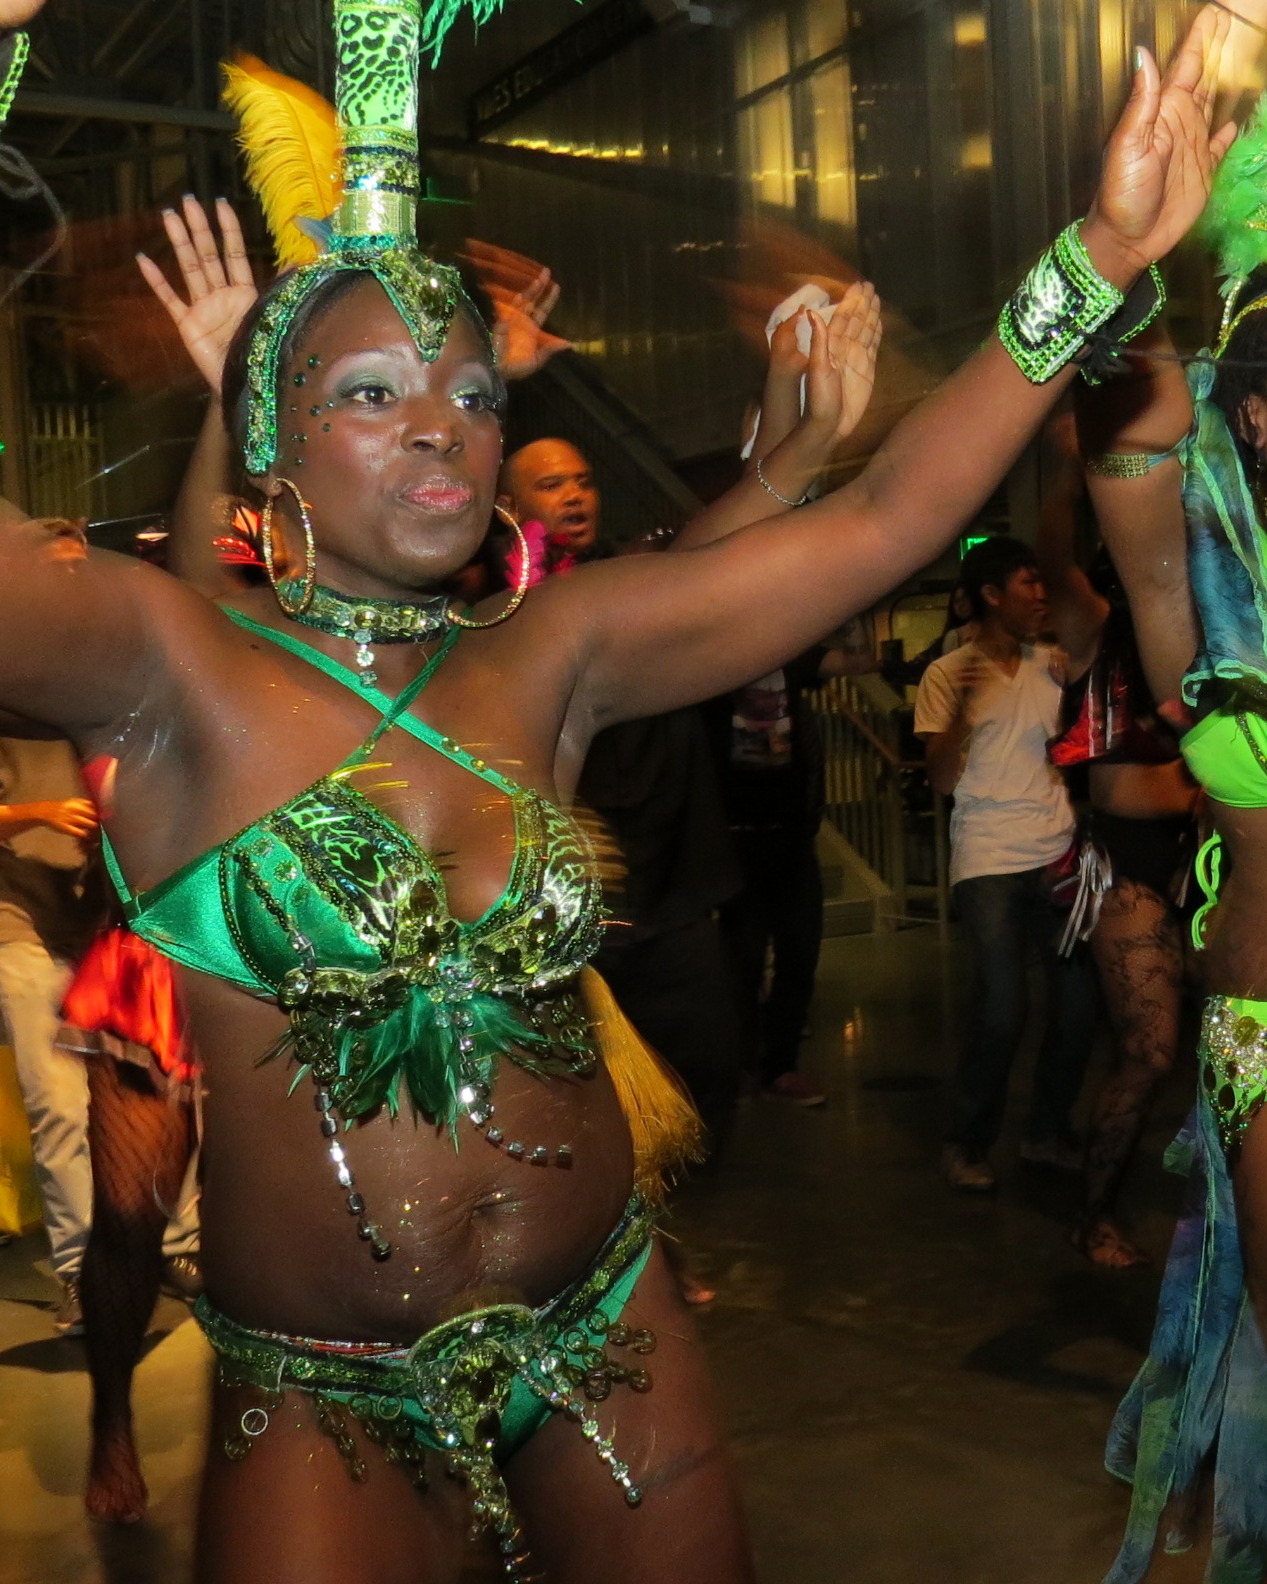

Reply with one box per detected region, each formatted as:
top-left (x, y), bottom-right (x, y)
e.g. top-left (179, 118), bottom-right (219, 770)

top-left (288, 582), bottom-right (451, 687)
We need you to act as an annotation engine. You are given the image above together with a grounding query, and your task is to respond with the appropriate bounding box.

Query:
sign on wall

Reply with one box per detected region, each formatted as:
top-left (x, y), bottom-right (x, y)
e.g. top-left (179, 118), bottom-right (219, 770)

top-left (468, 0), bottom-right (654, 139)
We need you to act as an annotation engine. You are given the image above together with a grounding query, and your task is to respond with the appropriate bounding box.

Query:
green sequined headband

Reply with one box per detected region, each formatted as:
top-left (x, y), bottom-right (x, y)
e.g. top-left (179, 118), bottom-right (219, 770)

top-left (242, 0), bottom-right (476, 475)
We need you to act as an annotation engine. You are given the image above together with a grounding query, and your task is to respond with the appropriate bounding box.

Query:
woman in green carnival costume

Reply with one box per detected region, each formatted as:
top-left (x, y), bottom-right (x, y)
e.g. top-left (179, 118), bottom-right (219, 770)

top-left (0, 2), bottom-right (1238, 1578)
top-left (1071, 81), bottom-right (1267, 1584)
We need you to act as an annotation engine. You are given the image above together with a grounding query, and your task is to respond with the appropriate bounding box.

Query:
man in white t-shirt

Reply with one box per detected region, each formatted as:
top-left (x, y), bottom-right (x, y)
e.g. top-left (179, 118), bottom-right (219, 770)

top-left (915, 537), bottom-right (1097, 1192)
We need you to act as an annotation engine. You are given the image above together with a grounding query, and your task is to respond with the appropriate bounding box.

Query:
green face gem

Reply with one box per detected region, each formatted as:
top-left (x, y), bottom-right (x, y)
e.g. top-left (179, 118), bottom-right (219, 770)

top-left (323, 423), bottom-right (332, 432)
top-left (310, 405), bottom-right (322, 416)
top-left (308, 355), bottom-right (320, 367)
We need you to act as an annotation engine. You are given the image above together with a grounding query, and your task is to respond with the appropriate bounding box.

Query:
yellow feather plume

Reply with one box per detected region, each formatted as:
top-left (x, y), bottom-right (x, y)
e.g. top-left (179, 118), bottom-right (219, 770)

top-left (579, 968), bottom-right (703, 1202)
top-left (220, 53), bottom-right (341, 269)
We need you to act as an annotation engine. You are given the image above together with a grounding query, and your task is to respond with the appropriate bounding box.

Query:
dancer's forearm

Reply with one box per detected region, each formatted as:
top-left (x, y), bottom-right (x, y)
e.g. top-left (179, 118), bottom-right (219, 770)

top-left (167, 399), bottom-right (240, 599)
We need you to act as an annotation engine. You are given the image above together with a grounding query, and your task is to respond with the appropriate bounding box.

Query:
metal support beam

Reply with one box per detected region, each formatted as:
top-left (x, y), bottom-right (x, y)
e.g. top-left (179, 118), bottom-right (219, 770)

top-left (32, 139), bottom-right (202, 177)
top-left (12, 90), bottom-right (232, 130)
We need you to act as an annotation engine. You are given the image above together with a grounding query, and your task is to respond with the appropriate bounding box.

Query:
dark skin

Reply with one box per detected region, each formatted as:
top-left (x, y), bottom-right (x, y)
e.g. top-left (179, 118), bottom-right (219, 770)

top-left (498, 438), bottom-right (600, 556)
top-left (1079, 321), bottom-right (1267, 1325)
top-left (0, 19), bottom-right (1236, 1578)
top-left (1035, 418), bottom-right (1194, 1270)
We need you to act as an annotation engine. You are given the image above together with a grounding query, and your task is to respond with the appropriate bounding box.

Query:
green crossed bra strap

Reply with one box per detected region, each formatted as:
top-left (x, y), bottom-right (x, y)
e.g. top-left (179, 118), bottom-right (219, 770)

top-left (221, 609), bottom-right (528, 799)
top-left (222, 607), bottom-right (460, 750)
top-left (97, 607), bottom-right (477, 915)
top-left (100, 828), bottom-right (136, 912)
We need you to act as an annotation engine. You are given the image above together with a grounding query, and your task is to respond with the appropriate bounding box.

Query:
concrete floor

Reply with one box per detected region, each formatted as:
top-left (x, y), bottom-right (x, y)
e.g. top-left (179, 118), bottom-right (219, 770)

top-left (0, 929), bottom-right (1210, 1584)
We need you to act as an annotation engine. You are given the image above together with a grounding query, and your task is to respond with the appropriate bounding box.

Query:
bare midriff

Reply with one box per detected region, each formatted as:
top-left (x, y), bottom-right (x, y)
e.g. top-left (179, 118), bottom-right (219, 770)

top-left (96, 602), bottom-right (638, 1350)
top-left (186, 970), bottom-right (635, 1345)
top-left (1088, 758), bottom-right (1195, 819)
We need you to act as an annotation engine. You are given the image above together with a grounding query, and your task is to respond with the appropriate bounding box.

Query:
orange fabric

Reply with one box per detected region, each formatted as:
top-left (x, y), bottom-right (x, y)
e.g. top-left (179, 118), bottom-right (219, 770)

top-left (63, 926), bottom-right (195, 1083)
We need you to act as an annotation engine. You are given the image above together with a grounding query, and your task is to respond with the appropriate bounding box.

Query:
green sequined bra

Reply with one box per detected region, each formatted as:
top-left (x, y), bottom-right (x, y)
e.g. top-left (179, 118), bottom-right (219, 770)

top-left (101, 609), bottom-right (606, 1259)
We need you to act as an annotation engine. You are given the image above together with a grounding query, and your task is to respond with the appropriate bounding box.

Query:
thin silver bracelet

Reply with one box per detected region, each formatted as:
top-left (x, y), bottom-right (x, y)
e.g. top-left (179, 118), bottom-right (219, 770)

top-left (755, 455), bottom-right (809, 508)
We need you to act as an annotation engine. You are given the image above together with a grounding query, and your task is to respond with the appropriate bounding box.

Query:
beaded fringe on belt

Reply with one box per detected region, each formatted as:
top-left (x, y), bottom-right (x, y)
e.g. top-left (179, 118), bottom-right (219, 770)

top-left (198, 1191), bottom-right (657, 1581)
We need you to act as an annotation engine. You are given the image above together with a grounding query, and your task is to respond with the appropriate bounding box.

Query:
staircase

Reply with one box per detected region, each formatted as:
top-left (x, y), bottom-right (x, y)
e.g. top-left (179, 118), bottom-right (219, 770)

top-left (811, 672), bottom-right (949, 935)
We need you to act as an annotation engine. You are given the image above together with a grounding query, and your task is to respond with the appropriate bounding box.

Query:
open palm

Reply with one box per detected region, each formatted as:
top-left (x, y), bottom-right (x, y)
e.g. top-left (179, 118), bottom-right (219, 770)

top-left (463, 240), bottom-right (571, 381)
top-left (1094, 5), bottom-right (1236, 269)
top-left (137, 197), bottom-right (257, 395)
top-left (827, 281), bottom-right (882, 441)
top-left (799, 282), bottom-right (884, 444)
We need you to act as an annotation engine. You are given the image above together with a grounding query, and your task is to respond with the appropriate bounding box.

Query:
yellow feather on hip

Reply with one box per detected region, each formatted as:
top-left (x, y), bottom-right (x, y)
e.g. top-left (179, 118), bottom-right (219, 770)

top-left (220, 53), bottom-right (341, 269)
top-left (579, 967), bottom-right (703, 1203)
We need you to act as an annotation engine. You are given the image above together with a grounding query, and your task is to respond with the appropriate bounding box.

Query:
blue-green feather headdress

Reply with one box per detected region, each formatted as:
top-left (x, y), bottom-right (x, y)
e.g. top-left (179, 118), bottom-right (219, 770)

top-left (1200, 90), bottom-right (1267, 355)
top-left (242, 0), bottom-right (500, 475)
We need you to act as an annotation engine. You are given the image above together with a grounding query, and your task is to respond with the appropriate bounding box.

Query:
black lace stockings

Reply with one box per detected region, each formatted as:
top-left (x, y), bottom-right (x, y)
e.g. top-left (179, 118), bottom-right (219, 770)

top-left (1083, 879), bottom-right (1184, 1227)
top-left (82, 1054), bottom-right (195, 1522)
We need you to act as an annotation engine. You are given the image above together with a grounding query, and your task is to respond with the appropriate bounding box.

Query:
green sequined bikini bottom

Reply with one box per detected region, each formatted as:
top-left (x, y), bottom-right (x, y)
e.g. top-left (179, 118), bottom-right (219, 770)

top-left (1199, 994), bottom-right (1267, 1156)
top-left (197, 1193), bottom-right (656, 1580)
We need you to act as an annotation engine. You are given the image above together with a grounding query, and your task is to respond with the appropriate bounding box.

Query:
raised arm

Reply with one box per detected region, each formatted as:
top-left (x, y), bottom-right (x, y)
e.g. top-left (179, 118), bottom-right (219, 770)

top-left (137, 197), bottom-right (258, 597)
top-left (672, 285), bottom-right (883, 552)
top-left (167, 397), bottom-right (240, 595)
top-left (552, 8), bottom-right (1233, 727)
top-left (1074, 319), bottom-right (1197, 705)
top-left (1034, 413), bottom-right (1109, 676)
top-left (462, 241), bottom-right (571, 381)
top-left (0, 517), bottom-right (180, 733)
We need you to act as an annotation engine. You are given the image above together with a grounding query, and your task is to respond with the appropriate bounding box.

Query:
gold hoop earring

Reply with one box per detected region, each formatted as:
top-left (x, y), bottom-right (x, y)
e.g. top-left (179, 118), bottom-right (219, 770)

top-left (260, 478), bottom-right (317, 618)
top-left (447, 505), bottom-right (531, 629)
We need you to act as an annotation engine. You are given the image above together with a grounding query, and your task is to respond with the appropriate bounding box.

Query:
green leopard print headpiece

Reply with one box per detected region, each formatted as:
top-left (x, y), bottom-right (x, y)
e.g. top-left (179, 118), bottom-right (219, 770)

top-left (243, 0), bottom-right (500, 474)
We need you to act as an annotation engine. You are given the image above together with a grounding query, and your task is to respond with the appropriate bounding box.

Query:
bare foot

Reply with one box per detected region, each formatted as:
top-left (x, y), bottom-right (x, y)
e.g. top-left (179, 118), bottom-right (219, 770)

top-left (85, 1423), bottom-right (148, 1524)
top-left (1073, 1217), bottom-right (1149, 1271)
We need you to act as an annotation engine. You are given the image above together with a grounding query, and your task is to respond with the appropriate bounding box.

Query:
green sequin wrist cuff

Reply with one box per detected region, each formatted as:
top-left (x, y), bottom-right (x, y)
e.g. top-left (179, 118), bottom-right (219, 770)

top-left (998, 221), bottom-right (1126, 384)
top-left (1079, 263), bottom-right (1166, 387)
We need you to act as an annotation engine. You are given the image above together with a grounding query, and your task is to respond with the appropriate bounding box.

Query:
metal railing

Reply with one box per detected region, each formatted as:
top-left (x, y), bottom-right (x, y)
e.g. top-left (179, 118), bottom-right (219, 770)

top-left (810, 671), bottom-right (950, 932)
top-left (24, 402), bottom-right (103, 521)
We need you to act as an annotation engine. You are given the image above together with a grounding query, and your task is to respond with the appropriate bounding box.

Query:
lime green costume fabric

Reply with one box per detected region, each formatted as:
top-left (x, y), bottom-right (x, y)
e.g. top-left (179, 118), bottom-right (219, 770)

top-left (1181, 707), bottom-right (1267, 810)
top-left (1180, 709), bottom-right (1267, 948)
top-left (1200, 995), bottom-right (1267, 1154)
top-left (0, 31), bottom-right (28, 129)
top-left (1173, 359), bottom-right (1267, 951)
top-left (1105, 998), bottom-right (1267, 1584)
top-left (100, 608), bottom-right (606, 1131)
top-left (1106, 351), bottom-right (1267, 1584)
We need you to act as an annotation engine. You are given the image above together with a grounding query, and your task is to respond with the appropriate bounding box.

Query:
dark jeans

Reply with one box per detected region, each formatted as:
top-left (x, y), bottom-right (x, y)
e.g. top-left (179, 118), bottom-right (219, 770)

top-left (949, 866), bottom-right (1098, 1153)
top-left (719, 826), bottom-right (824, 1085)
top-left (593, 914), bottom-right (746, 1152)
